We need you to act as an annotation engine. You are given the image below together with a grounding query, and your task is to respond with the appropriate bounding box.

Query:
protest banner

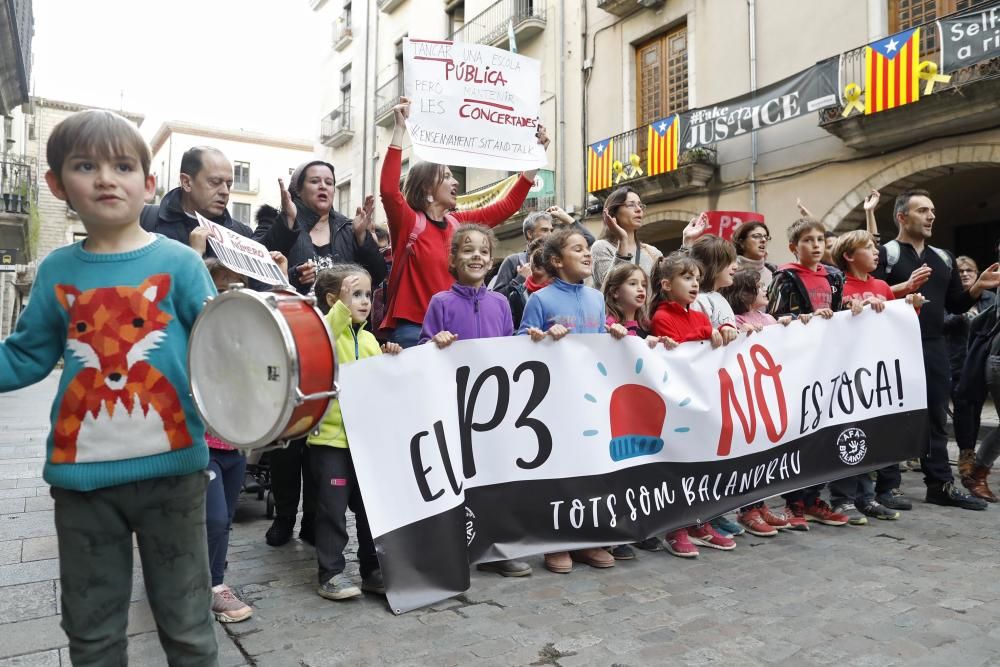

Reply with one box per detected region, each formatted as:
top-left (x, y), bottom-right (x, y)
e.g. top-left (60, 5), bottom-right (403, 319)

top-left (682, 58), bottom-right (839, 150)
top-left (703, 211), bottom-right (765, 241)
top-left (340, 303), bottom-right (926, 614)
top-left (403, 38), bottom-right (547, 171)
top-left (195, 212), bottom-right (287, 286)
top-left (938, 1), bottom-right (1000, 72)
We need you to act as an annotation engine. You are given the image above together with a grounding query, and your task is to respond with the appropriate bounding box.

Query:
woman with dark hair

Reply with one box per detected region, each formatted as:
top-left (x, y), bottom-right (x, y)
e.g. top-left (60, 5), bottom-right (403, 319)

top-left (732, 221), bottom-right (776, 290)
top-left (254, 160), bottom-right (387, 294)
top-left (379, 97), bottom-right (550, 347)
top-left (590, 187), bottom-right (662, 289)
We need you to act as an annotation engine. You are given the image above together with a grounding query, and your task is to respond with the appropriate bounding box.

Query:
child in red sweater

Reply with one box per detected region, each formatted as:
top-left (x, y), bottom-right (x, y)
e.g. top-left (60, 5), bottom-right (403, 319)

top-left (649, 253), bottom-right (736, 557)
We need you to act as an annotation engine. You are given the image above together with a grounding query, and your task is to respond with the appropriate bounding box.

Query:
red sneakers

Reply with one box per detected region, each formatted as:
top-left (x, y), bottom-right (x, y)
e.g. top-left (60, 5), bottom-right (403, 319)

top-left (781, 501), bottom-right (810, 531)
top-left (688, 523), bottom-right (737, 550)
top-left (665, 528), bottom-right (699, 558)
top-left (804, 499), bottom-right (849, 526)
top-left (759, 504), bottom-right (791, 530)
top-left (737, 508), bottom-right (777, 537)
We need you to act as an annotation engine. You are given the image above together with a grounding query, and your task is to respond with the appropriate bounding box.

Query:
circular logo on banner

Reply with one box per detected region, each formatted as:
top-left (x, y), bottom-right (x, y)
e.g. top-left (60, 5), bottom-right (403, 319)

top-left (465, 506), bottom-right (476, 547)
top-left (837, 427), bottom-right (868, 465)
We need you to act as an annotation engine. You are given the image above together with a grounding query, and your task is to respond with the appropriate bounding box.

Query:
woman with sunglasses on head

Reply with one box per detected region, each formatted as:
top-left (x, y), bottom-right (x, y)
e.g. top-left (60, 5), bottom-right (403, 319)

top-left (591, 186), bottom-right (663, 290)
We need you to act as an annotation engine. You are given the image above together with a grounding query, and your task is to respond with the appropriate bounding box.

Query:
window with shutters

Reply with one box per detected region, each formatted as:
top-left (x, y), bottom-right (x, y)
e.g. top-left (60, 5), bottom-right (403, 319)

top-left (636, 24), bottom-right (688, 127)
top-left (889, 0), bottom-right (979, 55)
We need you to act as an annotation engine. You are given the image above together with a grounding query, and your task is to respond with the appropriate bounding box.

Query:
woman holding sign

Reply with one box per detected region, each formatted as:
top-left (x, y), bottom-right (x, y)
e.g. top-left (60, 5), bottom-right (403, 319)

top-left (379, 97), bottom-right (550, 347)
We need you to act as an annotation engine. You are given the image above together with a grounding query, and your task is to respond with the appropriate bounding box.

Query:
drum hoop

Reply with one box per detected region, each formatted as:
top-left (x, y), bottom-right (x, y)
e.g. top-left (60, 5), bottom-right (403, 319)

top-left (188, 288), bottom-right (301, 449)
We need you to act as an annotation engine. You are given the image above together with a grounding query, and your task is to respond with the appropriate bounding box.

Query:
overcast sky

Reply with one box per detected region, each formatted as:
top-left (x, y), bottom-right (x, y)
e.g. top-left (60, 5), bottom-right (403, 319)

top-left (31, 0), bottom-right (325, 143)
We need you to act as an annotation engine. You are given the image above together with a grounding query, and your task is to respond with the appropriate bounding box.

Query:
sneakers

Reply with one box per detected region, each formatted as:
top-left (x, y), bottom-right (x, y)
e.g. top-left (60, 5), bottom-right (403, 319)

top-left (876, 489), bottom-right (912, 511)
top-left (570, 547), bottom-right (615, 568)
top-left (361, 568), bottom-right (387, 594)
top-left (859, 501), bottom-right (900, 520)
top-left (544, 551), bottom-right (573, 573)
top-left (476, 559), bottom-right (533, 577)
top-left (633, 537), bottom-right (664, 552)
top-left (710, 514), bottom-right (745, 537)
top-left (804, 499), bottom-right (849, 526)
top-left (926, 481), bottom-right (989, 511)
top-left (758, 505), bottom-right (791, 530)
top-left (665, 529), bottom-right (699, 558)
top-left (265, 516), bottom-right (295, 547)
top-left (317, 573), bottom-right (362, 600)
top-left (608, 544), bottom-right (636, 560)
top-left (299, 513), bottom-right (315, 546)
top-left (832, 502), bottom-right (868, 526)
top-left (737, 508), bottom-right (777, 537)
top-left (781, 501), bottom-right (810, 531)
top-left (211, 584), bottom-right (253, 623)
top-left (688, 524), bottom-right (737, 550)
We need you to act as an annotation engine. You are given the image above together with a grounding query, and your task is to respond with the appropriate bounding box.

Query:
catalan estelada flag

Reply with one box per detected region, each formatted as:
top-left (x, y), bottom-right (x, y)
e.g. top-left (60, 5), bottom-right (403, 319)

top-left (587, 139), bottom-right (613, 192)
top-left (647, 115), bottom-right (679, 176)
top-left (864, 28), bottom-right (919, 115)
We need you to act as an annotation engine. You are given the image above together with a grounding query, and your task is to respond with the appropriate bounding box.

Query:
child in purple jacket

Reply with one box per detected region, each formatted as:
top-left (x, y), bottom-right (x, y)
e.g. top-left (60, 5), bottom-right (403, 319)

top-left (419, 224), bottom-right (515, 344)
top-left (418, 224), bottom-right (529, 577)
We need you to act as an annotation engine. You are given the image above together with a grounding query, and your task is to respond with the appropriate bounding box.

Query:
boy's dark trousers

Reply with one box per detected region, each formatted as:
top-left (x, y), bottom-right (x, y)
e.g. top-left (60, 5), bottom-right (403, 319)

top-left (268, 436), bottom-right (317, 520)
top-left (310, 445), bottom-right (379, 584)
top-left (829, 472), bottom-right (876, 508)
top-left (878, 339), bottom-right (954, 492)
top-left (51, 472), bottom-right (217, 667)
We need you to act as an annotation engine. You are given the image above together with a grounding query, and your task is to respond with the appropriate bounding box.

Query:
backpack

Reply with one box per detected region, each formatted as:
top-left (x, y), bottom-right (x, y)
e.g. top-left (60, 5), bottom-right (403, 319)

top-left (378, 211), bottom-right (460, 331)
top-left (884, 239), bottom-right (952, 276)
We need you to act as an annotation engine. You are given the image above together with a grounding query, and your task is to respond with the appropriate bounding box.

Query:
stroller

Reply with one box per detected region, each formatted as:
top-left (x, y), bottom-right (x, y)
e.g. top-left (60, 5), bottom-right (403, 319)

top-left (244, 447), bottom-right (276, 518)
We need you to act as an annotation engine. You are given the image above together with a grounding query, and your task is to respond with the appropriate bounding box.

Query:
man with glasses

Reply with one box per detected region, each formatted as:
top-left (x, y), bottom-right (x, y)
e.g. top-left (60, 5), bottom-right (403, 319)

top-left (872, 189), bottom-right (1000, 511)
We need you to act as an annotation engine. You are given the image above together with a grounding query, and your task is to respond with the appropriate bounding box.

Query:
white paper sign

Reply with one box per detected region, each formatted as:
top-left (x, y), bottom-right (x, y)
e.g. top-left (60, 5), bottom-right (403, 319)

top-left (195, 213), bottom-right (287, 286)
top-left (403, 38), bottom-right (547, 171)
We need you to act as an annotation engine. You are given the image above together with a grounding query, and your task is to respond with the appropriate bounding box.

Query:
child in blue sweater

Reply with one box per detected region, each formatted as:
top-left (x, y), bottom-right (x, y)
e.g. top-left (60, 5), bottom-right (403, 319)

top-left (0, 110), bottom-right (218, 664)
top-left (518, 228), bottom-right (625, 574)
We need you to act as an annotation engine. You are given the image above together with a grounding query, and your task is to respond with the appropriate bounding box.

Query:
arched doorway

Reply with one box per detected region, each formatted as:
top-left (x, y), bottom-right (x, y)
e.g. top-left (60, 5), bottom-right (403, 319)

top-left (821, 143), bottom-right (1000, 270)
top-left (640, 208), bottom-right (698, 255)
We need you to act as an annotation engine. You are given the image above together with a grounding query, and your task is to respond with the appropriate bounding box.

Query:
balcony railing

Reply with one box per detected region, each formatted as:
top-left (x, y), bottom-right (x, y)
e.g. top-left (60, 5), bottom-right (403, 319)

top-left (448, 0), bottom-right (545, 47)
top-left (818, 7), bottom-right (1000, 150)
top-left (586, 125), bottom-right (718, 201)
top-left (332, 14), bottom-right (353, 50)
top-left (0, 160), bottom-right (34, 215)
top-left (232, 177), bottom-right (260, 194)
top-left (375, 75), bottom-right (403, 127)
top-left (320, 104), bottom-right (354, 148)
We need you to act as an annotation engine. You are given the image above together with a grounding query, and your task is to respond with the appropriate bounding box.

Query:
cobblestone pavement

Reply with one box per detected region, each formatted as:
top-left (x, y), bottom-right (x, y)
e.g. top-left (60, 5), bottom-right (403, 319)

top-left (2, 374), bottom-right (1000, 666)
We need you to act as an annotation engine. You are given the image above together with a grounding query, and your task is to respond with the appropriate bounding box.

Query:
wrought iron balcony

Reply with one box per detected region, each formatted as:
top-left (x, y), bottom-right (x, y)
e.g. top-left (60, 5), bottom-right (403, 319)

top-left (0, 159), bottom-right (34, 266)
top-left (596, 0), bottom-right (664, 18)
top-left (819, 12), bottom-right (1000, 151)
top-left (448, 0), bottom-right (545, 48)
top-left (375, 75), bottom-right (403, 128)
top-left (586, 125), bottom-right (717, 203)
top-left (320, 104), bottom-right (354, 148)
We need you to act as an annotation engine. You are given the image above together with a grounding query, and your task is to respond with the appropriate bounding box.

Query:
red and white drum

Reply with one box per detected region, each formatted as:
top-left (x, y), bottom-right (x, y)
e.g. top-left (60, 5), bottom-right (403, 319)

top-left (188, 288), bottom-right (338, 449)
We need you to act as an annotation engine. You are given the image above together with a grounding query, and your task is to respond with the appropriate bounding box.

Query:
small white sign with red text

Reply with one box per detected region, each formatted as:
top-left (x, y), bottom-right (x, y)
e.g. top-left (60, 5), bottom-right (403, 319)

top-left (403, 37), bottom-right (546, 171)
top-left (195, 213), bottom-right (287, 286)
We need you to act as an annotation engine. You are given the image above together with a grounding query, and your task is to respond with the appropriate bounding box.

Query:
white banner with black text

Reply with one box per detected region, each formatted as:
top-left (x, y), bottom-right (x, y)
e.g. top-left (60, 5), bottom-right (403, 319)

top-left (340, 302), bottom-right (927, 613)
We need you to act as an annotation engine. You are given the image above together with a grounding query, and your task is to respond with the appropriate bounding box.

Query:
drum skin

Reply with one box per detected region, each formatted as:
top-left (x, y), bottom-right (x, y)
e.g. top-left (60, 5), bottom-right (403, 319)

top-left (188, 288), bottom-right (337, 449)
top-left (274, 292), bottom-right (337, 440)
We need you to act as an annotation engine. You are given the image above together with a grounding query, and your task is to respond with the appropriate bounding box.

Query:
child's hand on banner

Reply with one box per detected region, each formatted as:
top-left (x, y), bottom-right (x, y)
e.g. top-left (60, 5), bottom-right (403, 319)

top-left (798, 313), bottom-right (813, 324)
top-left (381, 342), bottom-right (403, 355)
top-left (547, 324), bottom-right (570, 340)
top-left (777, 316), bottom-right (793, 326)
top-left (905, 293), bottom-right (927, 310)
top-left (526, 327), bottom-right (547, 342)
top-left (814, 308), bottom-right (835, 319)
top-left (609, 323), bottom-right (628, 339)
top-left (432, 331), bottom-right (458, 349)
top-left (710, 329), bottom-right (724, 348)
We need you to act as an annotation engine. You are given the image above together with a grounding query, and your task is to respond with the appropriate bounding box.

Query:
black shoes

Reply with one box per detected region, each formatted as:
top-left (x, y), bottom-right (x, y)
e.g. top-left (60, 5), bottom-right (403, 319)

top-left (925, 482), bottom-right (989, 511)
top-left (299, 513), bottom-right (316, 546)
top-left (265, 516), bottom-right (295, 546)
top-left (875, 489), bottom-right (913, 511)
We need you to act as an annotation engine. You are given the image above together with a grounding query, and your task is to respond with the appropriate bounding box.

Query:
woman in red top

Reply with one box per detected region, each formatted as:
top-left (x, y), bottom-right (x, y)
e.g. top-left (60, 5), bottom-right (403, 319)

top-left (380, 97), bottom-right (550, 347)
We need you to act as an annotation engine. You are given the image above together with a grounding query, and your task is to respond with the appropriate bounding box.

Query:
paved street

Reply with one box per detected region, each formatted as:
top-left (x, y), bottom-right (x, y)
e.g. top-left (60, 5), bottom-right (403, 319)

top-left (1, 373), bottom-right (1000, 666)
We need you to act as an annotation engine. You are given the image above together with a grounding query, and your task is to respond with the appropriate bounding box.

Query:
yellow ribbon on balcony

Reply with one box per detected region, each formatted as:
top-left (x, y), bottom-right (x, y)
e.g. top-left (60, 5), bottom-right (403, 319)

top-left (612, 160), bottom-right (626, 185)
top-left (455, 175), bottom-right (520, 211)
top-left (918, 61), bottom-right (951, 95)
top-left (842, 83), bottom-right (864, 117)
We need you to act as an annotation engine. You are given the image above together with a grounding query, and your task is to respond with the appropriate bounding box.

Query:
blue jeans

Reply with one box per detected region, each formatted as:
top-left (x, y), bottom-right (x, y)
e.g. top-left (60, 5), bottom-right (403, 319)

top-left (206, 448), bottom-right (246, 587)
top-left (392, 321), bottom-right (423, 349)
top-left (829, 473), bottom-right (876, 507)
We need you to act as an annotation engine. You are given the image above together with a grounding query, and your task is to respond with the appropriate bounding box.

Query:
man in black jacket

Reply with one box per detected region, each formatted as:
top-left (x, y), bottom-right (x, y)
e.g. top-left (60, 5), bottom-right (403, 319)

top-left (141, 146), bottom-right (253, 256)
top-left (874, 189), bottom-right (1000, 511)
